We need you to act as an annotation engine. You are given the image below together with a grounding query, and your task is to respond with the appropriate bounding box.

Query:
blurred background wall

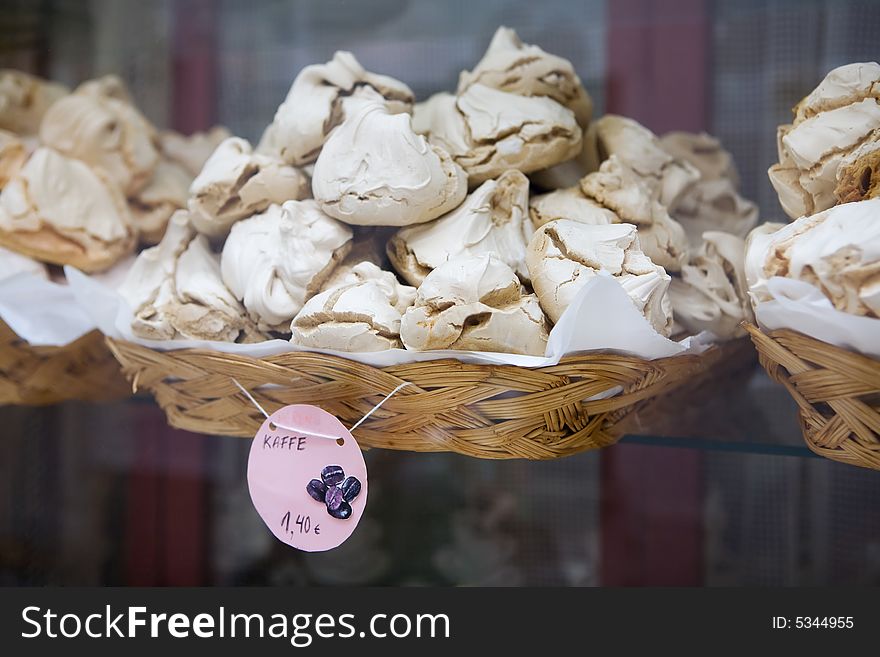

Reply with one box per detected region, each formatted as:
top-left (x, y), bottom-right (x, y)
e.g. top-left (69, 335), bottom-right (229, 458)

top-left (1, 0), bottom-right (879, 587)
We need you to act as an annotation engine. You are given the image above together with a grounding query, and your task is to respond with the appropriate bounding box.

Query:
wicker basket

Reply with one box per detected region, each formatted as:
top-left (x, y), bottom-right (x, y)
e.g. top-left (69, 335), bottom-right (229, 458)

top-left (0, 320), bottom-right (129, 405)
top-left (745, 323), bottom-right (880, 470)
top-left (105, 337), bottom-right (727, 459)
top-left (629, 336), bottom-right (757, 436)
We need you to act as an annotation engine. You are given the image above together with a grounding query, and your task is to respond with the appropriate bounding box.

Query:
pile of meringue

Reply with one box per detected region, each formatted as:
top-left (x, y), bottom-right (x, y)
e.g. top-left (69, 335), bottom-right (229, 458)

top-left (746, 61), bottom-right (880, 354)
top-left (0, 28), bottom-right (766, 357)
top-left (0, 69), bottom-right (229, 282)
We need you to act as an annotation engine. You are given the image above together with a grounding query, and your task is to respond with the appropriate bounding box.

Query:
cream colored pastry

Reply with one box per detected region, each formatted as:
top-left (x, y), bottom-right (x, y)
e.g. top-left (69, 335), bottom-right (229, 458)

top-left (0, 70), bottom-right (68, 135)
top-left (258, 51), bottom-right (414, 166)
top-left (458, 26), bottom-right (592, 127)
top-left (459, 27), bottom-right (594, 190)
top-left (580, 155), bottom-right (689, 271)
top-left (312, 97), bottom-right (466, 226)
top-left (129, 157), bottom-right (192, 244)
top-left (119, 211), bottom-right (253, 342)
top-left (220, 200), bottom-right (352, 332)
top-left (656, 131), bottom-right (759, 247)
top-left (769, 62), bottom-right (880, 218)
top-left (188, 137), bottom-right (310, 238)
top-left (291, 261), bottom-right (416, 351)
top-left (0, 244), bottom-right (48, 281)
top-left (0, 147), bottom-right (133, 272)
top-left (669, 231), bottom-right (752, 339)
top-left (766, 164), bottom-right (808, 219)
top-left (39, 88), bottom-right (159, 195)
top-left (387, 170), bottom-right (533, 286)
top-left (75, 74), bottom-right (133, 103)
top-left (413, 84), bottom-right (581, 186)
top-left (400, 254), bottom-right (549, 355)
top-left (526, 220), bottom-right (672, 334)
top-left (529, 186), bottom-right (616, 228)
top-left (671, 177), bottom-right (759, 248)
top-left (743, 222), bottom-right (786, 308)
top-left (834, 131), bottom-right (880, 204)
top-left (0, 129), bottom-right (27, 187)
top-left (586, 115), bottom-right (700, 207)
top-left (160, 125), bottom-right (231, 177)
top-left (794, 61), bottom-right (880, 121)
top-left (775, 124), bottom-right (795, 167)
top-left (321, 226), bottom-right (396, 290)
top-left (748, 198), bottom-right (880, 317)
top-left (659, 131), bottom-right (739, 184)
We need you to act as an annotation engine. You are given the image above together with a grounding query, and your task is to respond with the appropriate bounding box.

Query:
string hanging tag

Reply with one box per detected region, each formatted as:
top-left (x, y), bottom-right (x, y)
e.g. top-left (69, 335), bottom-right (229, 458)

top-left (235, 378), bottom-right (411, 552)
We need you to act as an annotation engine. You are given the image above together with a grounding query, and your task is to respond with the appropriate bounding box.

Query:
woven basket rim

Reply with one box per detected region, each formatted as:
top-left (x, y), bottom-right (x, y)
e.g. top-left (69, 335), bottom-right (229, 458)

top-left (0, 320), bottom-right (129, 405)
top-left (104, 336), bottom-right (698, 371)
top-left (745, 322), bottom-right (880, 471)
top-left (104, 335), bottom-right (721, 459)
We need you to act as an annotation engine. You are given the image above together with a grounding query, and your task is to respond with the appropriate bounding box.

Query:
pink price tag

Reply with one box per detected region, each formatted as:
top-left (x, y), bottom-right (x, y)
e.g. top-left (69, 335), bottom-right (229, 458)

top-left (247, 404), bottom-right (368, 552)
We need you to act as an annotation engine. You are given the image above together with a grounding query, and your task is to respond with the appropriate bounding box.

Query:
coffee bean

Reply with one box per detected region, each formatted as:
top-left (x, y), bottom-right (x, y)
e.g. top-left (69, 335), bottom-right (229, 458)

top-left (306, 479), bottom-right (326, 502)
top-left (321, 465), bottom-right (345, 486)
top-left (341, 476), bottom-right (361, 502)
top-left (325, 485), bottom-right (343, 511)
top-left (328, 500), bottom-right (352, 520)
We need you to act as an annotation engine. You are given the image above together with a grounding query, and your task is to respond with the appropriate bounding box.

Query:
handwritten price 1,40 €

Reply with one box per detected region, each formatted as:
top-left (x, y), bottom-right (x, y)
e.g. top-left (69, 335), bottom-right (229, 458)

top-left (281, 511), bottom-right (320, 536)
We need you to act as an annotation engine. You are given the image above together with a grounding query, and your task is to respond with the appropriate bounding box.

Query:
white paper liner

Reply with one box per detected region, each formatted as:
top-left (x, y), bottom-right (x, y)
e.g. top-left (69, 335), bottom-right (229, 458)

top-left (754, 277), bottom-right (880, 359)
top-left (0, 256), bottom-right (135, 347)
top-left (64, 265), bottom-right (711, 367)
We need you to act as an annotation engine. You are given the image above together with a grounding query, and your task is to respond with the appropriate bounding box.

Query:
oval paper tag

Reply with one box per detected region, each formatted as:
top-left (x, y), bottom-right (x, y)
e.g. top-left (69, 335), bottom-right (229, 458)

top-left (247, 404), bottom-right (367, 552)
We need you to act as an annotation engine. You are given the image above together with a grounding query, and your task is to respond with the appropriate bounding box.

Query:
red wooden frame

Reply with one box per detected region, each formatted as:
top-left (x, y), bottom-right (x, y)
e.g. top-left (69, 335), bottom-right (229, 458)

top-left (600, 0), bottom-right (708, 586)
top-left (124, 0), bottom-right (217, 586)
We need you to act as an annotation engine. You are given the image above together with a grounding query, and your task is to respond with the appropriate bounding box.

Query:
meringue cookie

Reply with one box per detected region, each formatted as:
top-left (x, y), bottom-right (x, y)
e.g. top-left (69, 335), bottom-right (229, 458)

top-left (120, 211), bottom-right (253, 342)
top-left (659, 132), bottom-right (758, 247)
top-left (400, 254), bottom-right (549, 355)
top-left (529, 186), bottom-right (616, 228)
top-left (669, 231), bottom-right (752, 339)
top-left (794, 61), bottom-right (880, 121)
top-left (659, 131), bottom-right (739, 184)
top-left (670, 177), bottom-right (759, 249)
top-left (751, 198), bottom-right (880, 317)
top-left (414, 84), bottom-right (582, 186)
top-left (39, 88), bottom-right (159, 195)
top-left (291, 261), bottom-right (417, 351)
top-left (320, 226), bottom-right (397, 290)
top-left (387, 170), bottom-right (533, 286)
top-left (743, 222), bottom-right (786, 308)
top-left (0, 244), bottom-right (48, 281)
top-left (834, 132), bottom-right (880, 204)
top-left (0, 147), bottom-right (134, 272)
top-left (160, 125), bottom-right (231, 177)
top-left (312, 98), bottom-right (467, 226)
top-left (221, 200), bottom-right (352, 332)
top-left (459, 27), bottom-right (594, 190)
top-left (75, 74), bottom-right (133, 103)
top-left (188, 137), bottom-right (310, 238)
top-left (258, 51), bottom-right (414, 166)
top-left (769, 62), bottom-right (880, 218)
top-left (586, 115), bottom-right (700, 208)
top-left (0, 70), bottom-right (68, 135)
top-left (458, 26), bottom-right (592, 127)
top-left (767, 164), bottom-right (809, 219)
top-left (129, 157), bottom-right (192, 244)
top-left (526, 220), bottom-right (672, 334)
top-left (0, 129), bottom-right (27, 187)
top-left (580, 155), bottom-right (689, 271)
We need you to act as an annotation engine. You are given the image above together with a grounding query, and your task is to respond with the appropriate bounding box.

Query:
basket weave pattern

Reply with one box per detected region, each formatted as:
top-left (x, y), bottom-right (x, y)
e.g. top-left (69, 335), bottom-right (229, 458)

top-left (0, 320), bottom-right (129, 405)
top-left (746, 324), bottom-right (880, 470)
top-left (107, 338), bottom-right (707, 459)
